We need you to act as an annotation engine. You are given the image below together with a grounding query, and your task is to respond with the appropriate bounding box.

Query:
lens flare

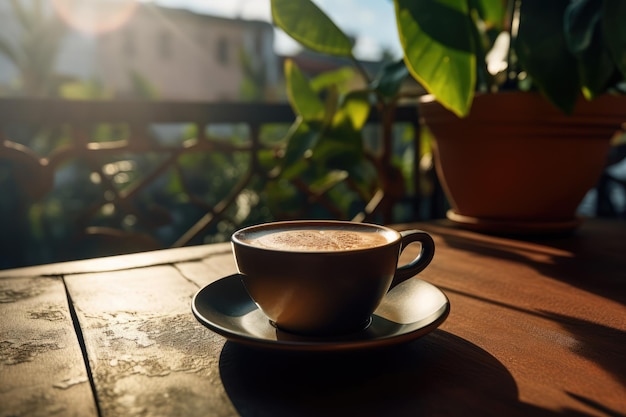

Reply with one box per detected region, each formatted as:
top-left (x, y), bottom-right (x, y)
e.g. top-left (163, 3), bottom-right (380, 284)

top-left (51, 0), bottom-right (139, 34)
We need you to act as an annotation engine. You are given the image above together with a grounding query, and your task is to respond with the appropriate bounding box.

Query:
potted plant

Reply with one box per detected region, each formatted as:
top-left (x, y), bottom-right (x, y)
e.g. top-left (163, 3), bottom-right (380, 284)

top-left (397, 0), bottom-right (626, 233)
top-left (271, 0), bottom-right (626, 234)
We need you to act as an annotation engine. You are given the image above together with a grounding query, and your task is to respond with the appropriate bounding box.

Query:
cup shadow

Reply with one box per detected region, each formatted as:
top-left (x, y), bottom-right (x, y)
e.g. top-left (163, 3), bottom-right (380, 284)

top-left (219, 330), bottom-right (562, 417)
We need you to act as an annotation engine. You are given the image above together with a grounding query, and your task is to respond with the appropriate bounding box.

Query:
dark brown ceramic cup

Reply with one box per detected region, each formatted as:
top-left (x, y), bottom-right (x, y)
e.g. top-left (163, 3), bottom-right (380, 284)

top-left (231, 220), bottom-right (435, 336)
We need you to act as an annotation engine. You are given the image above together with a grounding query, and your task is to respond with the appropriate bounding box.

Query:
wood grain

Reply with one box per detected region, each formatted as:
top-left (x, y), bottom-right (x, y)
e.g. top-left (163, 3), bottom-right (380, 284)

top-left (64, 265), bottom-right (237, 417)
top-left (0, 276), bottom-right (97, 417)
top-left (2, 220), bottom-right (624, 417)
top-left (0, 243), bottom-right (232, 279)
top-left (402, 221), bottom-right (626, 416)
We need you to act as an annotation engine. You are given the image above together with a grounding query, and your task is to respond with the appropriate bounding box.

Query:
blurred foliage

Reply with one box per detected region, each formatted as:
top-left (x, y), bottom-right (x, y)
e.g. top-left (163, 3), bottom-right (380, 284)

top-left (0, 0), bottom-right (68, 96)
top-left (271, 0), bottom-right (430, 223)
top-left (1, 108), bottom-right (424, 269)
top-left (0, 0), bottom-right (428, 269)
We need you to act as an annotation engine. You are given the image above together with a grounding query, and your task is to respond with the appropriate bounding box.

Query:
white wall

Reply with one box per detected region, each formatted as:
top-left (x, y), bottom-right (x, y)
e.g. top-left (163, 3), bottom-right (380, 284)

top-left (0, 2), bottom-right (279, 100)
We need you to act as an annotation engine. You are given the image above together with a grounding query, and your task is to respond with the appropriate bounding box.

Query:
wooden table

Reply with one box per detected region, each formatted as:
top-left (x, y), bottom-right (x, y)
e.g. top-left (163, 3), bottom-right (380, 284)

top-left (1, 220), bottom-right (624, 417)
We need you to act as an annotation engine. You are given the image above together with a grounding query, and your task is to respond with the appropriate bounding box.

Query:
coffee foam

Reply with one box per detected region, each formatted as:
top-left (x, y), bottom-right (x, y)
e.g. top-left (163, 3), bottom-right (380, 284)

top-left (242, 228), bottom-right (390, 252)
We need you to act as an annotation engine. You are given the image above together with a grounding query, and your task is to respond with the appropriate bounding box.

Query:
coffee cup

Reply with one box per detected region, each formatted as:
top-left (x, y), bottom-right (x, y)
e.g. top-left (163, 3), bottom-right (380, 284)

top-left (231, 220), bottom-right (435, 336)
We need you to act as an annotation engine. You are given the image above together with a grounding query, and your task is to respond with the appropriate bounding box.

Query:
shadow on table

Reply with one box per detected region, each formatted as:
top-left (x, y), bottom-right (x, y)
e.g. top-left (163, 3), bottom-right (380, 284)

top-left (430, 222), bottom-right (625, 306)
top-left (540, 311), bottom-right (626, 389)
top-left (219, 330), bottom-right (568, 417)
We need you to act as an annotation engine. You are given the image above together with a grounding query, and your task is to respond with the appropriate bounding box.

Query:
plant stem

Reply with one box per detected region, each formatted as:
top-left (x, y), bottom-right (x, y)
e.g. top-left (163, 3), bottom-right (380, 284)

top-left (506, 0), bottom-right (520, 87)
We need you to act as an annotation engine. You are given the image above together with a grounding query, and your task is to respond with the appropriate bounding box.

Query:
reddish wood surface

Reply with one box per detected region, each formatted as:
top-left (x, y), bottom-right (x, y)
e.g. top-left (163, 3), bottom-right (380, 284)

top-left (1, 220), bottom-right (624, 416)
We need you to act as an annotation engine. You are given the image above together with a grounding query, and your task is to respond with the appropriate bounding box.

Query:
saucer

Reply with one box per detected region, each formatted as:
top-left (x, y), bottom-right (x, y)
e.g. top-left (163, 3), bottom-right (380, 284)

top-left (191, 274), bottom-right (450, 351)
top-left (446, 209), bottom-right (582, 235)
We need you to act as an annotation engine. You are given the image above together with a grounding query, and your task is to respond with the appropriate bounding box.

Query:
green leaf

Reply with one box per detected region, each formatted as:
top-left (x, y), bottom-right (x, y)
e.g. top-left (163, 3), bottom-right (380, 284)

top-left (256, 148), bottom-right (279, 171)
top-left (372, 59), bottom-right (409, 98)
top-left (472, 0), bottom-right (507, 69)
top-left (395, 0), bottom-right (475, 117)
top-left (312, 128), bottom-right (363, 169)
top-left (564, 0), bottom-right (614, 99)
top-left (311, 67), bottom-right (355, 93)
top-left (308, 170), bottom-right (349, 194)
top-left (564, 0), bottom-right (601, 54)
top-left (285, 59), bottom-right (325, 121)
top-left (281, 118), bottom-right (321, 179)
top-left (271, 0), bottom-right (353, 57)
top-left (473, 0), bottom-right (507, 32)
top-left (344, 158), bottom-right (379, 196)
top-left (516, 0), bottom-right (579, 114)
top-left (265, 179), bottom-right (300, 210)
top-left (333, 91), bottom-right (371, 131)
top-left (604, 0), bottom-right (626, 80)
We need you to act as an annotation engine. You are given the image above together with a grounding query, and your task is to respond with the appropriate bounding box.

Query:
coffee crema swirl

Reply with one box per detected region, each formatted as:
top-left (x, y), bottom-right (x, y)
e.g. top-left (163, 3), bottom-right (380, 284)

top-left (242, 229), bottom-right (391, 252)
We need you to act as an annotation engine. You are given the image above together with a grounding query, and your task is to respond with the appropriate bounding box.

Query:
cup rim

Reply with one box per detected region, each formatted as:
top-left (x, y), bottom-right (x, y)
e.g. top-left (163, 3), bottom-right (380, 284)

top-left (231, 220), bottom-right (402, 254)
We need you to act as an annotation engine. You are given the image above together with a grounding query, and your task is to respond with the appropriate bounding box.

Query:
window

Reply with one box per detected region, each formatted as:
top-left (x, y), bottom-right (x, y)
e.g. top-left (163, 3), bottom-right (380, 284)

top-left (256, 28), bottom-right (264, 56)
top-left (217, 37), bottom-right (229, 66)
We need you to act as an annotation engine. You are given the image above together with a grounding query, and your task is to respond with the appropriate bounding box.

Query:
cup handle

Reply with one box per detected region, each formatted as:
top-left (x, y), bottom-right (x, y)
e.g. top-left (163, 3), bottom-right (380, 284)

top-left (390, 230), bottom-right (435, 289)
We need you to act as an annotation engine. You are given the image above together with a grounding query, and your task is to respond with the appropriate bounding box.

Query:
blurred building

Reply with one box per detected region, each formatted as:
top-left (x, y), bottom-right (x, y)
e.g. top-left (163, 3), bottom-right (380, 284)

top-left (0, 1), bottom-right (280, 101)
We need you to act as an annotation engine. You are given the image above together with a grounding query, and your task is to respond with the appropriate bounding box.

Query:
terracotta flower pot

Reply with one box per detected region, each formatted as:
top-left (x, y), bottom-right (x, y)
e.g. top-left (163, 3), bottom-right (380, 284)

top-left (420, 92), bottom-right (625, 234)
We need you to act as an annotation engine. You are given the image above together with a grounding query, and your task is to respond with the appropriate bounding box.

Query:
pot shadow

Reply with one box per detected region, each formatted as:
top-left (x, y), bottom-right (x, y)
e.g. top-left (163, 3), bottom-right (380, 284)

top-left (430, 222), bottom-right (625, 305)
top-left (436, 285), bottom-right (626, 399)
top-left (219, 330), bottom-right (569, 417)
top-left (539, 310), bottom-right (626, 389)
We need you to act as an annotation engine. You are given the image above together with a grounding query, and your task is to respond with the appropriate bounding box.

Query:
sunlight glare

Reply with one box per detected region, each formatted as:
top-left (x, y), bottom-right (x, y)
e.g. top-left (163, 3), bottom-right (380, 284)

top-left (51, 0), bottom-right (138, 34)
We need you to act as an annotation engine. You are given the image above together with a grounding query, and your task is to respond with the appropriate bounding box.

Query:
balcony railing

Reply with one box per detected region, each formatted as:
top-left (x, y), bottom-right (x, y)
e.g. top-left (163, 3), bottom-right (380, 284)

top-left (0, 98), bottom-right (446, 269)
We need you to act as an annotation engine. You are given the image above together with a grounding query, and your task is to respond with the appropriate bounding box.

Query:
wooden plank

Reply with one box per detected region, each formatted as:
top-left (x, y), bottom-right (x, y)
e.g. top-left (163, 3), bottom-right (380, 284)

top-left (65, 264), bottom-right (237, 417)
top-left (175, 251), bottom-right (238, 288)
top-left (0, 276), bottom-right (97, 417)
top-left (0, 243), bottom-right (232, 279)
top-left (408, 222), bottom-right (626, 416)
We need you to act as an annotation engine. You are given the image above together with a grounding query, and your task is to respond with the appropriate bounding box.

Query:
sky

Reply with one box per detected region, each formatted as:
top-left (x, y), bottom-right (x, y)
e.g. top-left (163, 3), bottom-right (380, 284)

top-left (149, 0), bottom-right (403, 60)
